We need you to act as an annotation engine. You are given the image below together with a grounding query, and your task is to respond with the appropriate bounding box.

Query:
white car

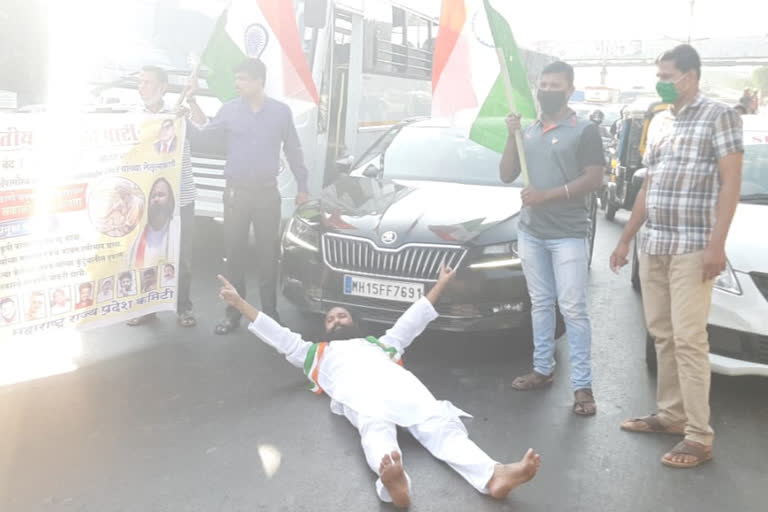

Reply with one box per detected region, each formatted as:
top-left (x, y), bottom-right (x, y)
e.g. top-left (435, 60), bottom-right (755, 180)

top-left (631, 115), bottom-right (768, 377)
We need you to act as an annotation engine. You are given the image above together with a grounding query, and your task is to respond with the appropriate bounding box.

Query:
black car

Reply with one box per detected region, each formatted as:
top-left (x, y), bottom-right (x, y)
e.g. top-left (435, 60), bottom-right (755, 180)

top-left (280, 120), bottom-right (597, 332)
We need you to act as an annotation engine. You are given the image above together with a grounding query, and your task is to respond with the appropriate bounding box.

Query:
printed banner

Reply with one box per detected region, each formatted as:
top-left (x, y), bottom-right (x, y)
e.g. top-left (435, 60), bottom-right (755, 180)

top-left (0, 113), bottom-right (185, 338)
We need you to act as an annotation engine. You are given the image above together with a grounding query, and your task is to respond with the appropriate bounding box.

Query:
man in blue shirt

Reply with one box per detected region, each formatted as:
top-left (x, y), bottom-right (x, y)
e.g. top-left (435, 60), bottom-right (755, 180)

top-left (188, 58), bottom-right (310, 334)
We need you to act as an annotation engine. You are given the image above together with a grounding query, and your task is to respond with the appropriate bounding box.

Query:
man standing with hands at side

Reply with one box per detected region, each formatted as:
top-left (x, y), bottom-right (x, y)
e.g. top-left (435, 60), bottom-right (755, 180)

top-left (610, 45), bottom-right (743, 468)
top-left (187, 58), bottom-right (310, 334)
top-left (499, 61), bottom-right (604, 416)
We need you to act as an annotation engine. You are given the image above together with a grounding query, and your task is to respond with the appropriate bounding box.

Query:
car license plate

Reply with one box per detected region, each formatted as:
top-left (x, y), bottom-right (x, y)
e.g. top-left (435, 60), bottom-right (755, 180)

top-left (343, 275), bottom-right (424, 303)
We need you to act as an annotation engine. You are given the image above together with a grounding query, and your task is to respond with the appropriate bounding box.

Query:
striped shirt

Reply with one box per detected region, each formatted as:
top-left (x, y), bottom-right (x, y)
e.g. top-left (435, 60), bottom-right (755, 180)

top-left (641, 94), bottom-right (743, 255)
top-left (140, 103), bottom-right (197, 207)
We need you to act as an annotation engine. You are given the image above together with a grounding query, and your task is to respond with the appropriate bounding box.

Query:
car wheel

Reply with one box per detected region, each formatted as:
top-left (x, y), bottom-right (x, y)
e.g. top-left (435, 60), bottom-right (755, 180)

top-left (587, 195), bottom-right (597, 268)
top-left (645, 333), bottom-right (657, 374)
top-left (605, 202), bottom-right (618, 221)
top-left (631, 240), bottom-right (641, 293)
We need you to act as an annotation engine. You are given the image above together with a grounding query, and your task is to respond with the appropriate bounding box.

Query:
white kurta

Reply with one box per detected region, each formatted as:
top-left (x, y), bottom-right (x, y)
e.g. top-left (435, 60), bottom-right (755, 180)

top-left (248, 297), bottom-right (469, 426)
top-left (248, 297), bottom-right (497, 502)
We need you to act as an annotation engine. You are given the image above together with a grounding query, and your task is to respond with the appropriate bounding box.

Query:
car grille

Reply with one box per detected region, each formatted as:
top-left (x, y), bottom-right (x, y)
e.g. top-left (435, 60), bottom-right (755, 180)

top-left (751, 273), bottom-right (768, 302)
top-left (322, 233), bottom-right (466, 282)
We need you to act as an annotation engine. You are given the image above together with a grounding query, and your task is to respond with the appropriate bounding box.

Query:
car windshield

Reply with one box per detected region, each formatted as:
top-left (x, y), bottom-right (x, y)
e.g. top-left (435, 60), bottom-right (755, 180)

top-left (741, 143), bottom-right (768, 199)
top-left (381, 125), bottom-right (522, 186)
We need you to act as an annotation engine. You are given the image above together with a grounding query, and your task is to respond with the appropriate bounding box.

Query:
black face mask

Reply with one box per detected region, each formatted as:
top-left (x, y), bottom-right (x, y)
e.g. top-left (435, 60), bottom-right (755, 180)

top-left (328, 323), bottom-right (365, 341)
top-left (537, 90), bottom-right (568, 116)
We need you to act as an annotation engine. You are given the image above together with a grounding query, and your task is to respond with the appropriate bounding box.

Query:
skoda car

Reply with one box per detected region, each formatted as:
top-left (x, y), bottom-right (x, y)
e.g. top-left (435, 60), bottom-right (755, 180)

top-left (630, 115), bottom-right (768, 377)
top-left (280, 119), bottom-right (598, 332)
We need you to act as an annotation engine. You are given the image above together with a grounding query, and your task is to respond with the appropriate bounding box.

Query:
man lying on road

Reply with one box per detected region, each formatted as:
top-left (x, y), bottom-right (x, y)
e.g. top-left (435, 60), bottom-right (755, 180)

top-left (217, 267), bottom-right (541, 508)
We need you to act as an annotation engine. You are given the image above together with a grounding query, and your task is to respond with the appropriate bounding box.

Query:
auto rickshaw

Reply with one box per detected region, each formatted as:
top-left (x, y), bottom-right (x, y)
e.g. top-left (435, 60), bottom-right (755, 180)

top-left (603, 100), bottom-right (669, 220)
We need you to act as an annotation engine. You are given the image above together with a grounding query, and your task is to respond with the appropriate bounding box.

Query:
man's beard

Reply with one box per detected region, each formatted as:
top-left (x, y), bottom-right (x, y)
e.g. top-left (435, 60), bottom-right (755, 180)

top-left (327, 323), bottom-right (365, 341)
top-left (148, 203), bottom-right (171, 230)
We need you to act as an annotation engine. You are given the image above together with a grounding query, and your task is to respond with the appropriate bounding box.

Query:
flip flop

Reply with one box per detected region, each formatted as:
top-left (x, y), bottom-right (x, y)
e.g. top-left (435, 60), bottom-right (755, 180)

top-left (620, 414), bottom-right (685, 435)
top-left (126, 313), bottom-right (156, 326)
top-left (511, 371), bottom-right (554, 391)
top-left (178, 311), bottom-right (197, 328)
top-left (214, 318), bottom-right (238, 335)
top-left (573, 388), bottom-right (597, 416)
top-left (662, 440), bottom-right (713, 469)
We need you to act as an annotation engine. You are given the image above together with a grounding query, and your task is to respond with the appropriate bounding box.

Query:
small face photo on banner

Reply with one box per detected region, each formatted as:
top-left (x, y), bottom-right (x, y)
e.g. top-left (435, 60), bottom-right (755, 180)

top-left (75, 282), bottom-right (95, 309)
top-left (154, 119), bottom-right (177, 154)
top-left (25, 291), bottom-right (47, 322)
top-left (118, 271), bottom-right (137, 298)
top-left (97, 276), bottom-right (115, 303)
top-left (141, 267), bottom-right (157, 294)
top-left (161, 263), bottom-right (176, 288)
top-left (0, 296), bottom-right (19, 326)
top-left (49, 287), bottom-right (72, 316)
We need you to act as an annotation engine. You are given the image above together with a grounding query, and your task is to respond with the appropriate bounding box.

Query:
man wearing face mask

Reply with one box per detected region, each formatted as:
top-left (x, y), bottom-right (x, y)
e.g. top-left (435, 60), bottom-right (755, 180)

top-left (499, 61), bottom-right (605, 416)
top-left (610, 45), bottom-right (743, 469)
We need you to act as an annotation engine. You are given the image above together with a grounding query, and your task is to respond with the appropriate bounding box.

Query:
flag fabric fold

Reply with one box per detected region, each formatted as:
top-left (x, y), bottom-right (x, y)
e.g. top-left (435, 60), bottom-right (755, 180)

top-left (432, 0), bottom-right (536, 153)
top-left (202, 0), bottom-right (319, 104)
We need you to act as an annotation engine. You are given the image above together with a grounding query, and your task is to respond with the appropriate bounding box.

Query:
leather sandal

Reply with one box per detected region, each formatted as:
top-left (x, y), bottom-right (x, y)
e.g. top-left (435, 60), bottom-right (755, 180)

top-left (214, 318), bottom-right (239, 335)
top-left (620, 414), bottom-right (685, 435)
top-left (662, 440), bottom-right (713, 468)
top-left (573, 388), bottom-right (597, 416)
top-left (126, 313), bottom-right (156, 326)
top-left (511, 371), bottom-right (554, 391)
top-left (178, 310), bottom-right (197, 328)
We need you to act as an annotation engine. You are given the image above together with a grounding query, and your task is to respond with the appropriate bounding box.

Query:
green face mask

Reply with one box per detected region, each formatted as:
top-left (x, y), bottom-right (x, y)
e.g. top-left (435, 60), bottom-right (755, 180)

top-left (656, 74), bottom-right (686, 103)
top-left (656, 81), bottom-right (678, 103)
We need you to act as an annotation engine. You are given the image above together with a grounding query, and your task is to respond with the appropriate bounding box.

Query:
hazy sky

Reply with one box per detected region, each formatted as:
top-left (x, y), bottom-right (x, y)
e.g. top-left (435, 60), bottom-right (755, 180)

top-left (491, 0), bottom-right (768, 44)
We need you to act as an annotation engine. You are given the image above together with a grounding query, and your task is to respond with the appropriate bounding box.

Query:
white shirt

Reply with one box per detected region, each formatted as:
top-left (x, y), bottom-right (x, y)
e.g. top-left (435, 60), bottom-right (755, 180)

top-left (248, 297), bottom-right (470, 426)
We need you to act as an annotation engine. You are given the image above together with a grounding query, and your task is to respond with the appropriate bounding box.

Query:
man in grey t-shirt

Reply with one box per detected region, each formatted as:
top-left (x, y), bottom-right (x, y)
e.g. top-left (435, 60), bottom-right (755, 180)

top-left (500, 61), bottom-right (604, 416)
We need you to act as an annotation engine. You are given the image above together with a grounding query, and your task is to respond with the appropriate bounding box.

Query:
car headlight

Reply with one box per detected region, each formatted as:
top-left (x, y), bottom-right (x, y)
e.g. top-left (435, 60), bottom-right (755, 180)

top-left (285, 217), bottom-right (320, 252)
top-left (713, 260), bottom-right (741, 295)
top-left (470, 241), bottom-right (521, 269)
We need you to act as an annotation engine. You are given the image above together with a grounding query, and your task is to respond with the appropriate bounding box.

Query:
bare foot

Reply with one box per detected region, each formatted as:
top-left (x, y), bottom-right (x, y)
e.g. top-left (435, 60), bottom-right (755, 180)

top-left (487, 448), bottom-right (541, 499)
top-left (380, 451), bottom-right (410, 509)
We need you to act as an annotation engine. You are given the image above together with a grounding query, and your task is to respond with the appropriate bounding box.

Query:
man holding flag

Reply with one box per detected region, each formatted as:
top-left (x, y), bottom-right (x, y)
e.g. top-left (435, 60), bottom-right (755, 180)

top-left (499, 62), bottom-right (604, 415)
top-left (432, 0), bottom-right (604, 415)
top-left (186, 0), bottom-right (319, 334)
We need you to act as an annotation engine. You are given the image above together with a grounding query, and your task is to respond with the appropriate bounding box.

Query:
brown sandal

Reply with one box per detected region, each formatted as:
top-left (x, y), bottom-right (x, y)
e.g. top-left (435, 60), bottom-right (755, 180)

top-left (573, 388), bottom-right (597, 416)
top-left (511, 371), bottom-right (554, 390)
top-left (126, 313), bottom-right (156, 326)
top-left (620, 414), bottom-right (685, 435)
top-left (661, 440), bottom-right (712, 468)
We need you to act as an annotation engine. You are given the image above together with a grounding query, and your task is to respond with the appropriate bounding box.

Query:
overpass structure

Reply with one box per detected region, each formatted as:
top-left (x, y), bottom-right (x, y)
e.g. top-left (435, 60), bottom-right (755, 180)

top-left (568, 57), bottom-right (768, 68)
top-left (529, 37), bottom-right (768, 68)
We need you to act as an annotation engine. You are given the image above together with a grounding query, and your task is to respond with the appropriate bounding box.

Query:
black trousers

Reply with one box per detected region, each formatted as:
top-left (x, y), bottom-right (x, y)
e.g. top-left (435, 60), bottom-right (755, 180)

top-left (223, 183), bottom-right (281, 321)
top-left (177, 202), bottom-right (195, 314)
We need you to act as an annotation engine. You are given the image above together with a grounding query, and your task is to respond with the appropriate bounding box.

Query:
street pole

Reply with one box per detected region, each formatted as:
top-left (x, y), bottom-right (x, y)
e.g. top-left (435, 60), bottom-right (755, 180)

top-left (688, 0), bottom-right (695, 45)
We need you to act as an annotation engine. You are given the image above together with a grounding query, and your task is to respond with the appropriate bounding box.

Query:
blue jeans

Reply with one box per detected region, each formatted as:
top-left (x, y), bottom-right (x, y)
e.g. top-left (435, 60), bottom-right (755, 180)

top-left (518, 230), bottom-right (593, 391)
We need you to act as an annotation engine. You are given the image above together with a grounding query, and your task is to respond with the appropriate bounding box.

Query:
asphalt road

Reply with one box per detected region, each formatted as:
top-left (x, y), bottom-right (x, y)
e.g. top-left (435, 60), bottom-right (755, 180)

top-left (1, 212), bottom-right (767, 512)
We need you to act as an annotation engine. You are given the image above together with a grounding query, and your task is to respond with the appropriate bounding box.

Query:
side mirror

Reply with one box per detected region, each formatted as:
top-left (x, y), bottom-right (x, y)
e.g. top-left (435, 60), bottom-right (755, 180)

top-left (335, 154), bottom-right (354, 175)
top-left (304, 0), bottom-right (328, 29)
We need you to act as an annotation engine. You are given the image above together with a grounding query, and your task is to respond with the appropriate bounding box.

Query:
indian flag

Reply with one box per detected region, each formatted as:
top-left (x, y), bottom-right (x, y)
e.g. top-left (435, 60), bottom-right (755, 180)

top-left (432, 0), bottom-right (536, 153)
top-left (202, 0), bottom-right (319, 104)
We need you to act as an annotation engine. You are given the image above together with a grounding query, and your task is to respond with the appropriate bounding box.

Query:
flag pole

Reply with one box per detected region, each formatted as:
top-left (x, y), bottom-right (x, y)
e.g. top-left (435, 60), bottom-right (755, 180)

top-left (175, 60), bottom-right (202, 110)
top-left (495, 48), bottom-right (529, 186)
